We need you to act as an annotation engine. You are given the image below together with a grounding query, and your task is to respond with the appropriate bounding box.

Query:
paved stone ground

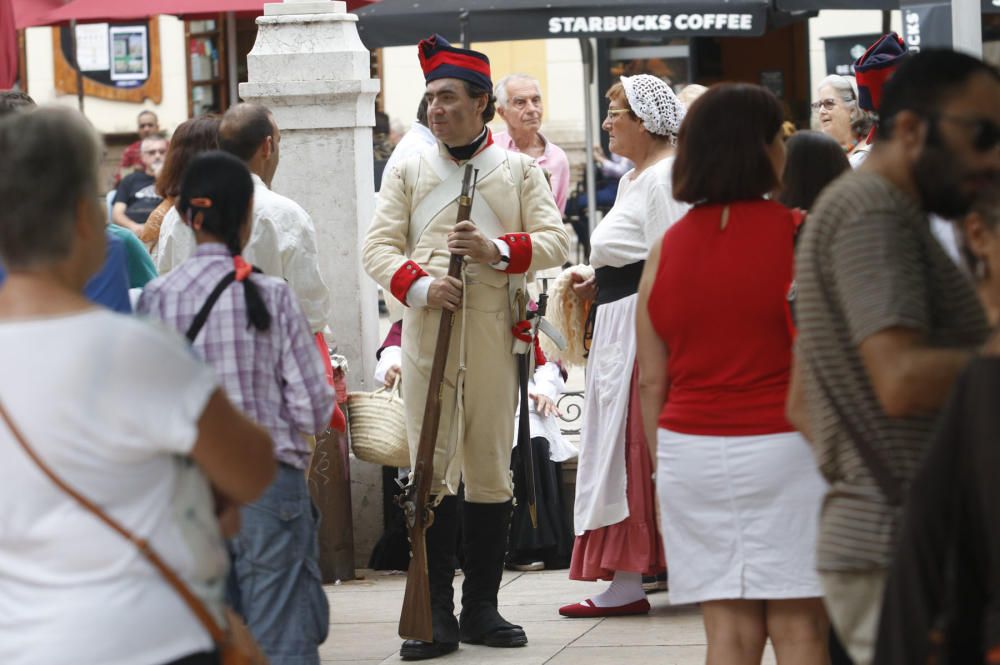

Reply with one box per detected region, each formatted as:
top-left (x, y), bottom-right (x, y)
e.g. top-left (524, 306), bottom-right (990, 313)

top-left (320, 569), bottom-right (779, 664)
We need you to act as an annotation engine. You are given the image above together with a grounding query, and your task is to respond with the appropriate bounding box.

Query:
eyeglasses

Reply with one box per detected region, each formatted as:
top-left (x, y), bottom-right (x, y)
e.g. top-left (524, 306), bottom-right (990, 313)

top-left (810, 98), bottom-right (848, 112)
top-left (606, 108), bottom-right (632, 121)
top-left (935, 114), bottom-right (1000, 153)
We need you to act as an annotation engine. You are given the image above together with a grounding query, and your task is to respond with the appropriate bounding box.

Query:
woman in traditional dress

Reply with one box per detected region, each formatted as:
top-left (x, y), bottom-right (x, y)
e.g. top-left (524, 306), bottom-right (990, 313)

top-left (558, 75), bottom-right (688, 618)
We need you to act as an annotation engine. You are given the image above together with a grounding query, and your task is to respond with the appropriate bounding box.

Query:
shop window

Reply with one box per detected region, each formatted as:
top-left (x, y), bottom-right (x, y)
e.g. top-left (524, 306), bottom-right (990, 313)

top-left (186, 17), bottom-right (227, 116)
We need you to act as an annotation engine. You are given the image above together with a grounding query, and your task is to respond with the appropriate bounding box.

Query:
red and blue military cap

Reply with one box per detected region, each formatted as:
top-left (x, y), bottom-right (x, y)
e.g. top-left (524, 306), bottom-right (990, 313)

top-left (854, 32), bottom-right (908, 113)
top-left (418, 33), bottom-right (492, 91)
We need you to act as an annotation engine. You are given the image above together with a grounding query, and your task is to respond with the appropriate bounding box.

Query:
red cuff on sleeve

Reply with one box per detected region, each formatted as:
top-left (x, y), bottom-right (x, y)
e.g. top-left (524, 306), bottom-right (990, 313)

top-left (390, 260), bottom-right (428, 305)
top-left (500, 233), bottom-right (532, 273)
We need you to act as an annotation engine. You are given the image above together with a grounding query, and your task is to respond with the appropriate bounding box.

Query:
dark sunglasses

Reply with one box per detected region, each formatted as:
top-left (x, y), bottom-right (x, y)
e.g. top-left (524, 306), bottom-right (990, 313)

top-left (934, 114), bottom-right (1000, 153)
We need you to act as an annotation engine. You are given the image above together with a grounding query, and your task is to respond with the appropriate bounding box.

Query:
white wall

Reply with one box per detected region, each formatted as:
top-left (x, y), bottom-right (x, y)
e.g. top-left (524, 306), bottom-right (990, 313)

top-left (25, 15), bottom-right (190, 134)
top-left (807, 10), bottom-right (902, 98)
top-left (380, 44), bottom-right (429, 131)
top-left (542, 39), bottom-right (586, 142)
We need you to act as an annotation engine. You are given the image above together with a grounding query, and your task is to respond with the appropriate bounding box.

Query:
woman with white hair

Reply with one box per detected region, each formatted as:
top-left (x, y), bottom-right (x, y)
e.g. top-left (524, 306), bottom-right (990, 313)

top-left (813, 74), bottom-right (876, 168)
top-left (558, 75), bottom-right (689, 618)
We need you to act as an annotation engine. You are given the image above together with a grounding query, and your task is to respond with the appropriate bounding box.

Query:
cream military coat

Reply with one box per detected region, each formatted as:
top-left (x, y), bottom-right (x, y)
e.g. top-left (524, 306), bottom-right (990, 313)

top-left (363, 136), bottom-right (568, 503)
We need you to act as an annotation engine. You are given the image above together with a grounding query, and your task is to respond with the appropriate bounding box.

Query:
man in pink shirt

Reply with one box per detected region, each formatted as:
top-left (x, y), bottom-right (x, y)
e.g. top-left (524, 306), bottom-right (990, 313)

top-left (493, 74), bottom-right (570, 215)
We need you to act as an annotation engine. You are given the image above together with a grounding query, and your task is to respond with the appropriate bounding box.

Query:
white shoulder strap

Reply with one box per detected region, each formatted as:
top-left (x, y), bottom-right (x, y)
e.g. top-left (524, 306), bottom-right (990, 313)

top-left (408, 144), bottom-right (508, 251)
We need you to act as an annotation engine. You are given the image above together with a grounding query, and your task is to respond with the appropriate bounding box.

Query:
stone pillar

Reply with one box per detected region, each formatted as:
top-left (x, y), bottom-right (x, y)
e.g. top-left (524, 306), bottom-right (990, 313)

top-left (241, 0), bottom-right (384, 569)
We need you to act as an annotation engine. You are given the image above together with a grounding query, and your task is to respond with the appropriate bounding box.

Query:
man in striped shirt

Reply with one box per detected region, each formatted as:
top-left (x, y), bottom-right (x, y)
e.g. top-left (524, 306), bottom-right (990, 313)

top-left (794, 50), bottom-right (999, 665)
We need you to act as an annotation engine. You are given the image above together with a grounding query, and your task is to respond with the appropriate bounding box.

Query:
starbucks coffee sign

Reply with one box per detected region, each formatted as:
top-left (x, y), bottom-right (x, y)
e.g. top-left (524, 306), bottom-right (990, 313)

top-left (547, 11), bottom-right (764, 36)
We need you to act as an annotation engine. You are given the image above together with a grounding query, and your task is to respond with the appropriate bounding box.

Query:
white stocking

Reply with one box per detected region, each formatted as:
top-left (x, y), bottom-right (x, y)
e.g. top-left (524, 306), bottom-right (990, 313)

top-left (589, 571), bottom-right (646, 608)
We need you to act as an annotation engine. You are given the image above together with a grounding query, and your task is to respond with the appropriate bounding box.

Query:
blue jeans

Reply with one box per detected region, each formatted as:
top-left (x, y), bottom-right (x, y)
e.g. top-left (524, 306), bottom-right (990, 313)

top-left (228, 464), bottom-right (329, 665)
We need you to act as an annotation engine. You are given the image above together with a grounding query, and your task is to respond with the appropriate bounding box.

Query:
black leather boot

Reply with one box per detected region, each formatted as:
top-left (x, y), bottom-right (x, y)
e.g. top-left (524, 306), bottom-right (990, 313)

top-left (458, 500), bottom-right (528, 648)
top-left (400, 496), bottom-right (460, 661)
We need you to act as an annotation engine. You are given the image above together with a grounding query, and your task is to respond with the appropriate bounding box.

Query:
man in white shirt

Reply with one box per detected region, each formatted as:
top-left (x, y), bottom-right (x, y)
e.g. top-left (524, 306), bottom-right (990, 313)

top-left (156, 103), bottom-right (330, 332)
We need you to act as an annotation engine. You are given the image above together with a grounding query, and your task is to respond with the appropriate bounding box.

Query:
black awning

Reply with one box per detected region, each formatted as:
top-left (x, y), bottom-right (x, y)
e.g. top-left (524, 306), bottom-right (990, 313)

top-left (775, 0), bottom-right (894, 8)
top-left (354, 0), bottom-right (770, 48)
top-left (776, 0), bottom-right (998, 11)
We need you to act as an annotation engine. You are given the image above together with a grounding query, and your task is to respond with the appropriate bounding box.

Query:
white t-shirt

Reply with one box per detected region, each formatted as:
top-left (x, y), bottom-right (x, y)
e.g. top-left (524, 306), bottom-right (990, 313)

top-left (0, 309), bottom-right (224, 665)
top-left (589, 155), bottom-right (690, 269)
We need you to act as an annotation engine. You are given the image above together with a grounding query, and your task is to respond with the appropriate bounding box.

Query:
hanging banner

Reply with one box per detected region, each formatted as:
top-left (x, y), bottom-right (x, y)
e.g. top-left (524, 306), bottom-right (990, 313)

top-left (901, 1), bottom-right (954, 51)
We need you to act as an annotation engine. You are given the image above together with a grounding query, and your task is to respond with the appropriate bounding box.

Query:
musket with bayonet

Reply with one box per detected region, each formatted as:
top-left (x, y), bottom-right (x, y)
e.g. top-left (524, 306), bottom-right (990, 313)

top-left (397, 164), bottom-right (478, 642)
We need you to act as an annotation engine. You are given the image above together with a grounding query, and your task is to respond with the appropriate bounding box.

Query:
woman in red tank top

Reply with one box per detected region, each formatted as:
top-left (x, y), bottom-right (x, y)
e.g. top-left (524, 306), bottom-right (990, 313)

top-left (635, 84), bottom-right (829, 665)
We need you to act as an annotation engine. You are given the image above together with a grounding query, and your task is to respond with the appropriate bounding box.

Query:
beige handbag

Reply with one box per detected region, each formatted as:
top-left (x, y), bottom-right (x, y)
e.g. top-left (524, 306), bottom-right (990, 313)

top-left (346, 380), bottom-right (411, 468)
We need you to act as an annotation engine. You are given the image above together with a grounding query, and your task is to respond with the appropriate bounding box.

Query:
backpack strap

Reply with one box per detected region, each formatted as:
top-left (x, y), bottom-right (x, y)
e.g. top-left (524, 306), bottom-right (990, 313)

top-left (185, 267), bottom-right (263, 343)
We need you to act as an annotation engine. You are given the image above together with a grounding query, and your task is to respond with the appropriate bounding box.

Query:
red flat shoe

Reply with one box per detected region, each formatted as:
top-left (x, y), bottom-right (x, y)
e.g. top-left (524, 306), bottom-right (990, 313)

top-left (558, 598), bottom-right (651, 618)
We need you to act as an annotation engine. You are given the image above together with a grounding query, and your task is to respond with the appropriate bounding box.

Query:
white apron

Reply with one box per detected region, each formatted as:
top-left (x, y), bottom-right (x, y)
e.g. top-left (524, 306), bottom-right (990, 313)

top-left (570, 156), bottom-right (688, 535)
top-left (572, 293), bottom-right (637, 534)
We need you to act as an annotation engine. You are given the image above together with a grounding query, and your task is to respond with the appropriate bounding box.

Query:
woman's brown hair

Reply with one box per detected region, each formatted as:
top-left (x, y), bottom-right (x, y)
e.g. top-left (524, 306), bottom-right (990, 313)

top-left (156, 114), bottom-right (221, 199)
top-left (672, 83), bottom-right (784, 204)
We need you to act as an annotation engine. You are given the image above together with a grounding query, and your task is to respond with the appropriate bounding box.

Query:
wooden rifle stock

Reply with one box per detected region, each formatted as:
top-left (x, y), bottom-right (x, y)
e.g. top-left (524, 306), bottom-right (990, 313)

top-left (398, 164), bottom-right (477, 642)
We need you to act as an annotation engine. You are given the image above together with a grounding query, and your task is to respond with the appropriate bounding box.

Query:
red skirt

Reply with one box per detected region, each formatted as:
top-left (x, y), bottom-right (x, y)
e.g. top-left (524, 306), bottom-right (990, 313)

top-left (569, 364), bottom-right (667, 581)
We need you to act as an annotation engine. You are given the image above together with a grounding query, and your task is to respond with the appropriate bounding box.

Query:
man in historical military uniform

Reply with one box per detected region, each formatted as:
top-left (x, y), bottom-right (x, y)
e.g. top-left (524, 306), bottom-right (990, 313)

top-left (363, 34), bottom-right (569, 661)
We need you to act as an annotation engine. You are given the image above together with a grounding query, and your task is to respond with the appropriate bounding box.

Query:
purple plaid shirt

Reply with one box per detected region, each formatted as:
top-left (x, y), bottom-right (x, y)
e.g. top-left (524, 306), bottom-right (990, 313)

top-left (137, 243), bottom-right (333, 469)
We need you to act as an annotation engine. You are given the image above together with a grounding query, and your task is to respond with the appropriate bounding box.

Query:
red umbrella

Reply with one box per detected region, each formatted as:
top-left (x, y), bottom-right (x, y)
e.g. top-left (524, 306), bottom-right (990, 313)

top-left (1, 0), bottom-right (16, 88)
top-left (11, 0), bottom-right (64, 29)
top-left (4, 0), bottom-right (68, 88)
top-left (33, 0), bottom-right (373, 25)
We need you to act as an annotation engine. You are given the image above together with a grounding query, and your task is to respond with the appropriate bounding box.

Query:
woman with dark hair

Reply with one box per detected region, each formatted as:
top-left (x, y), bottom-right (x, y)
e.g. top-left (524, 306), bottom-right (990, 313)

top-left (776, 130), bottom-right (853, 665)
top-left (636, 84), bottom-right (829, 664)
top-left (558, 75), bottom-right (687, 618)
top-left (138, 151), bottom-right (334, 665)
top-left (778, 131), bottom-right (851, 212)
top-left (142, 114), bottom-right (221, 257)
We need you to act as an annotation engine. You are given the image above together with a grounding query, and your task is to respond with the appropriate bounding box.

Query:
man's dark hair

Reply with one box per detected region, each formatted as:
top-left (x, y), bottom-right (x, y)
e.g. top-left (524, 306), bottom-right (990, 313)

top-left (0, 90), bottom-right (36, 117)
top-left (462, 81), bottom-right (496, 123)
top-left (879, 49), bottom-right (1000, 140)
top-left (219, 103), bottom-right (275, 162)
top-left (416, 97), bottom-right (429, 127)
top-left (778, 131), bottom-right (851, 211)
top-left (673, 83), bottom-right (784, 204)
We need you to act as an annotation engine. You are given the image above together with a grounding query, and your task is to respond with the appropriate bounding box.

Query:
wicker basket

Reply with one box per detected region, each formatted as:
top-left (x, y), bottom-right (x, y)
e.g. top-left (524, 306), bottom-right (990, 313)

top-left (347, 382), bottom-right (410, 468)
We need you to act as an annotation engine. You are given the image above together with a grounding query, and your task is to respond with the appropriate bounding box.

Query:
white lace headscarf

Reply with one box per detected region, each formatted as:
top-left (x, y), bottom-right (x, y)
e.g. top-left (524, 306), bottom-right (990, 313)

top-left (620, 74), bottom-right (686, 143)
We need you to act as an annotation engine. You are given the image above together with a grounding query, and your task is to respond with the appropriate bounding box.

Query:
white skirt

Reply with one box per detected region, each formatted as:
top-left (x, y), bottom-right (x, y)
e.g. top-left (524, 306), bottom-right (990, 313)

top-left (657, 429), bottom-right (826, 604)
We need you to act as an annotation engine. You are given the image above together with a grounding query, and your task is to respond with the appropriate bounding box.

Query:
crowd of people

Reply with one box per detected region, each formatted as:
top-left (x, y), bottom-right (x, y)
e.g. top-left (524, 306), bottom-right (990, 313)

top-left (0, 26), bottom-right (998, 665)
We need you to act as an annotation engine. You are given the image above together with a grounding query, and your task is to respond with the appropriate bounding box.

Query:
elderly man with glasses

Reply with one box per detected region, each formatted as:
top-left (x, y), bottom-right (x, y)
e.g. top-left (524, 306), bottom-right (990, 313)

top-left (114, 110), bottom-right (161, 185)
